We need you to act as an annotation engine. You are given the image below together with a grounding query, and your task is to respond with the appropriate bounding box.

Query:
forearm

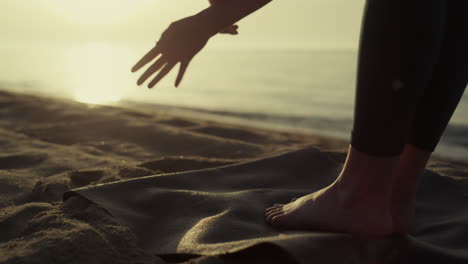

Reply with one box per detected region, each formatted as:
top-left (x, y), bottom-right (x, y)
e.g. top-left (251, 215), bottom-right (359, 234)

top-left (195, 0), bottom-right (272, 36)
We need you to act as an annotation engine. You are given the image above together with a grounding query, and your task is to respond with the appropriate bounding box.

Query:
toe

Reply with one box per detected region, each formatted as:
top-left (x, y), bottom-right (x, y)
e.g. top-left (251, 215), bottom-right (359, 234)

top-left (264, 207), bottom-right (282, 219)
top-left (265, 204), bottom-right (282, 213)
top-left (265, 208), bottom-right (284, 224)
top-left (271, 214), bottom-right (285, 227)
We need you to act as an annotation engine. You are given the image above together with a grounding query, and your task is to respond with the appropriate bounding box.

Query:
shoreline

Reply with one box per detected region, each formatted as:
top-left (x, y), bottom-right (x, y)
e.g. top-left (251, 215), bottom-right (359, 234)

top-left (3, 88), bottom-right (467, 165)
top-left (119, 99), bottom-right (468, 165)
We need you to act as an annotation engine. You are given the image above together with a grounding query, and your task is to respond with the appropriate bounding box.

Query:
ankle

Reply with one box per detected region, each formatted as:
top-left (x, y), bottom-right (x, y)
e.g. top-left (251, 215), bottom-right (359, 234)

top-left (329, 181), bottom-right (393, 235)
top-left (343, 145), bottom-right (401, 175)
top-left (333, 179), bottom-right (391, 211)
top-left (390, 144), bottom-right (431, 204)
top-left (333, 145), bottom-right (400, 206)
top-left (391, 191), bottom-right (416, 208)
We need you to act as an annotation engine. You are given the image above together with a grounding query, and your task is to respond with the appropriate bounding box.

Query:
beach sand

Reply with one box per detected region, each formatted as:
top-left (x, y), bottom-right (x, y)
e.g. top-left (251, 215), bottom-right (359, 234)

top-left (0, 90), bottom-right (467, 263)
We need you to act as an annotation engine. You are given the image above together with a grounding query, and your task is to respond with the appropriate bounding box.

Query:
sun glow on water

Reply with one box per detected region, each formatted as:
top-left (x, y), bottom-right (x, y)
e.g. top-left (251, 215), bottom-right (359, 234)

top-left (68, 43), bottom-right (134, 105)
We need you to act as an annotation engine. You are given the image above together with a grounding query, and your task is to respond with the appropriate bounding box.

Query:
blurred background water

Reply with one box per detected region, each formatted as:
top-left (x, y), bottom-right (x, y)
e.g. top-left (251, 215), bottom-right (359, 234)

top-left (1, 41), bottom-right (467, 162)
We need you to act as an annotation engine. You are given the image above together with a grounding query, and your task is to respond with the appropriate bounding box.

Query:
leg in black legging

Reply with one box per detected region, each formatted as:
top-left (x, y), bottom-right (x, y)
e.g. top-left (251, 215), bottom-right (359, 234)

top-left (351, 0), bottom-right (447, 156)
top-left (407, 1), bottom-right (468, 152)
top-left (391, 1), bottom-right (468, 234)
top-left (264, 0), bottom-right (452, 235)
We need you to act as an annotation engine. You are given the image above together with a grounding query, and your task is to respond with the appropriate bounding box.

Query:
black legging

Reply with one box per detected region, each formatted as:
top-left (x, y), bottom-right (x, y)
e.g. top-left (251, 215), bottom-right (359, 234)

top-left (351, 0), bottom-right (468, 156)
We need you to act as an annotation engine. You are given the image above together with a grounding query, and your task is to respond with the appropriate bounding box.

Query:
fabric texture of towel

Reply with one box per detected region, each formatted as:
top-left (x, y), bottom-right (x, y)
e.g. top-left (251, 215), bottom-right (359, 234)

top-left (64, 147), bottom-right (468, 264)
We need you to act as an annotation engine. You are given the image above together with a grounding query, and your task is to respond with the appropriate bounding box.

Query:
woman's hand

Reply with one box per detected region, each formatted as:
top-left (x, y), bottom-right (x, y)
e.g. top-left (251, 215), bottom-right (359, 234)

top-left (131, 16), bottom-right (212, 88)
top-left (132, 0), bottom-right (270, 88)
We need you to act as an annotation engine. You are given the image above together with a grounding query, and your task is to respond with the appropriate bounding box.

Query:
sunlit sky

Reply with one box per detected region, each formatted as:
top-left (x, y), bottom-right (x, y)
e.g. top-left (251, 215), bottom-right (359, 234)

top-left (1, 0), bottom-right (365, 49)
top-left (0, 0), bottom-right (367, 104)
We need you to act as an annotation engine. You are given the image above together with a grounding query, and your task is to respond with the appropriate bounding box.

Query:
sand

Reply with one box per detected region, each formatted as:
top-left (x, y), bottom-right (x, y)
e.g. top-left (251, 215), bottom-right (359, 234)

top-left (0, 90), bottom-right (467, 263)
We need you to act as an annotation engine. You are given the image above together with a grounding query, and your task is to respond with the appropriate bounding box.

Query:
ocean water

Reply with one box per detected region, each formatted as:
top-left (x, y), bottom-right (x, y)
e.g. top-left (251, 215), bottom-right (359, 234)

top-left (1, 42), bottom-right (467, 161)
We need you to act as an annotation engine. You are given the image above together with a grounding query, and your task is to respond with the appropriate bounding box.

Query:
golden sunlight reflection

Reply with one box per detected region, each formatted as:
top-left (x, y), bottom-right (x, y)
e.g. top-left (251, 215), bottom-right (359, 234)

top-left (68, 43), bottom-right (134, 105)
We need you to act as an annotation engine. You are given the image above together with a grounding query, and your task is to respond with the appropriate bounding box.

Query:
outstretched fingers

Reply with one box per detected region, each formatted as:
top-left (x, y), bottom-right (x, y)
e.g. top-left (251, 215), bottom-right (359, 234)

top-left (148, 61), bottom-right (177, 88)
top-left (135, 54), bottom-right (191, 88)
top-left (132, 45), bottom-right (161, 72)
top-left (175, 60), bottom-right (190, 87)
top-left (137, 57), bottom-right (166, 85)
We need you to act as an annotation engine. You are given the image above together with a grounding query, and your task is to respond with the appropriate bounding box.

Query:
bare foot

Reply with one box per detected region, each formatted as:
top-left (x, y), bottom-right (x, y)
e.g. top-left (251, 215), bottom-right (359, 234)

top-left (264, 183), bottom-right (393, 236)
